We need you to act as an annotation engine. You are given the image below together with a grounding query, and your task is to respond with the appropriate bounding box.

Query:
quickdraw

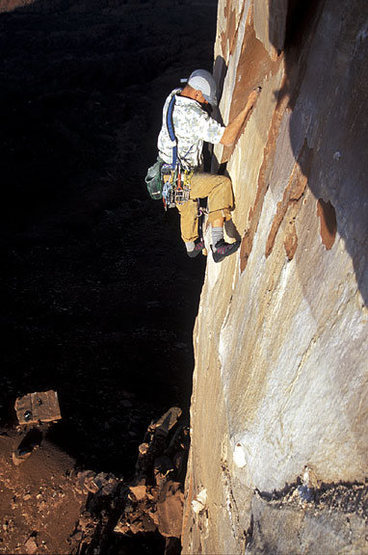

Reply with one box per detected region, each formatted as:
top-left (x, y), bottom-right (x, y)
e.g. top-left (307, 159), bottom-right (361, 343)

top-left (161, 163), bottom-right (193, 211)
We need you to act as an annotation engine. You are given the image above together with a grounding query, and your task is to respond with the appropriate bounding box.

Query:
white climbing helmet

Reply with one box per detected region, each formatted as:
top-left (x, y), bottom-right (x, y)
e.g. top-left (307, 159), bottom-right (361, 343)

top-left (187, 69), bottom-right (218, 106)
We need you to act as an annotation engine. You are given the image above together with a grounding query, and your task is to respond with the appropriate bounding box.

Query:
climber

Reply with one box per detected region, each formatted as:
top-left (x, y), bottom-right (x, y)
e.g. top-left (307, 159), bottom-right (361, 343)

top-left (157, 69), bottom-right (259, 262)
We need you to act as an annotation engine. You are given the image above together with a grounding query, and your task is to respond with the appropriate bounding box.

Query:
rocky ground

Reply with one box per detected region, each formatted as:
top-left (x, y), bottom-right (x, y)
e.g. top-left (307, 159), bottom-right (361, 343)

top-left (0, 1), bottom-right (217, 552)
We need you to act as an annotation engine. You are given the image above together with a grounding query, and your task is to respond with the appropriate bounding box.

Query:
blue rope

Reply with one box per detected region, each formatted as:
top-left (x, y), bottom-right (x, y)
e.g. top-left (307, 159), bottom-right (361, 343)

top-left (166, 94), bottom-right (177, 167)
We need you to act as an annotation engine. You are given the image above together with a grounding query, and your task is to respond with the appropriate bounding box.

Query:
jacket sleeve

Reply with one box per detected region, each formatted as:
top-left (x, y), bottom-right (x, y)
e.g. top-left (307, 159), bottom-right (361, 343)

top-left (196, 109), bottom-right (225, 144)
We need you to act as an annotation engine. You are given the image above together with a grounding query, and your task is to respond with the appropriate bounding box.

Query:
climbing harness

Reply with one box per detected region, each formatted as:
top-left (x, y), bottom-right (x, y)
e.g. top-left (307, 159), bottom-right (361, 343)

top-left (161, 94), bottom-right (193, 211)
top-left (162, 164), bottom-right (193, 209)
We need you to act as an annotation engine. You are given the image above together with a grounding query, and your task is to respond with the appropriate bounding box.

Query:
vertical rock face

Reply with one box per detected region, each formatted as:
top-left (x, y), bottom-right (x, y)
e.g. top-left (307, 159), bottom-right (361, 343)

top-left (183, 1), bottom-right (368, 553)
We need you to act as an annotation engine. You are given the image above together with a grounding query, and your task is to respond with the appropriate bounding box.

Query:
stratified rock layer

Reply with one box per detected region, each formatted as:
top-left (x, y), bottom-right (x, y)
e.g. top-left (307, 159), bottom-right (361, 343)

top-left (183, 1), bottom-right (368, 553)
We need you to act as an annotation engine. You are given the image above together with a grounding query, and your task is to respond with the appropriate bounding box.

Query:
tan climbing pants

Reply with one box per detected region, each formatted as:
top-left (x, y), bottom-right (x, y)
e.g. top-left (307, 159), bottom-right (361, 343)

top-left (176, 172), bottom-right (234, 243)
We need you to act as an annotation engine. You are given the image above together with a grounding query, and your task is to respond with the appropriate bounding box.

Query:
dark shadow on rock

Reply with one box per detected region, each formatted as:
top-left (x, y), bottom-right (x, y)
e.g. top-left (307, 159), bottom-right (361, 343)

top-left (212, 55), bottom-right (228, 127)
top-left (269, 0), bottom-right (368, 304)
top-left (209, 60), bottom-right (243, 244)
top-left (213, 55), bottom-right (228, 103)
top-left (225, 219), bottom-right (241, 242)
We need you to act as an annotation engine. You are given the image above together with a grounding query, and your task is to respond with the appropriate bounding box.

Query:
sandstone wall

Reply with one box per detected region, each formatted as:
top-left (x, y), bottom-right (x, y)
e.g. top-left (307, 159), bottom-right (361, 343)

top-left (0, 0), bottom-right (35, 12)
top-left (183, 1), bottom-right (368, 552)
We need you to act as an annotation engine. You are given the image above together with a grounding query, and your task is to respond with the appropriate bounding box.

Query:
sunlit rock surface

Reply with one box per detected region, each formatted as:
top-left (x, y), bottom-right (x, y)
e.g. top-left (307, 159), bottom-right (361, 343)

top-left (183, 0), bottom-right (368, 553)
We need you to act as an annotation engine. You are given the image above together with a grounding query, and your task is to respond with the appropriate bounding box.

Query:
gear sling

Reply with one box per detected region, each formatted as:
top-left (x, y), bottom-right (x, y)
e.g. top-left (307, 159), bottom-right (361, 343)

top-left (161, 94), bottom-right (193, 210)
top-left (163, 94), bottom-right (208, 254)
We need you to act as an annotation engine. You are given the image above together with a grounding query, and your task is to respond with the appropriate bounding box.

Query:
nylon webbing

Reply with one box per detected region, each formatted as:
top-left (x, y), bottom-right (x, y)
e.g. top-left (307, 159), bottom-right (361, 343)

top-left (166, 94), bottom-right (177, 167)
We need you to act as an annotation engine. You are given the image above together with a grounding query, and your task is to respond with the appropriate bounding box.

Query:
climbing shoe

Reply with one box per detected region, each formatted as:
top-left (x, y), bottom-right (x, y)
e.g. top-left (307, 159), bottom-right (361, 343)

top-left (187, 238), bottom-right (205, 258)
top-left (211, 238), bottom-right (241, 263)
